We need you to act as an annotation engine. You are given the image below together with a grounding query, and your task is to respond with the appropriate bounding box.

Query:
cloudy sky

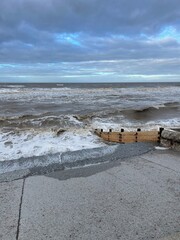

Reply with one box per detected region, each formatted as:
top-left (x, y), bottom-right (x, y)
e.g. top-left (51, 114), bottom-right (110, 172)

top-left (0, 0), bottom-right (180, 83)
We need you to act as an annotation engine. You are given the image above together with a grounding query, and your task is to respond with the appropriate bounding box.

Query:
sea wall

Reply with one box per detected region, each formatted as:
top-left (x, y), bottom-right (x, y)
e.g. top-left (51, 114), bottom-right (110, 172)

top-left (0, 143), bottom-right (154, 182)
top-left (161, 129), bottom-right (180, 151)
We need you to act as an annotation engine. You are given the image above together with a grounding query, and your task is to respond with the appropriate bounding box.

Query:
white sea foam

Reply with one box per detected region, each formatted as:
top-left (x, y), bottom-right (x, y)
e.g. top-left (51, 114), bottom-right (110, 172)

top-left (155, 146), bottom-right (170, 150)
top-left (6, 85), bottom-right (25, 88)
top-left (92, 117), bottom-right (180, 131)
top-left (147, 118), bottom-right (180, 128)
top-left (152, 104), bottom-right (166, 109)
top-left (0, 129), bottom-right (105, 161)
top-left (0, 86), bottom-right (180, 106)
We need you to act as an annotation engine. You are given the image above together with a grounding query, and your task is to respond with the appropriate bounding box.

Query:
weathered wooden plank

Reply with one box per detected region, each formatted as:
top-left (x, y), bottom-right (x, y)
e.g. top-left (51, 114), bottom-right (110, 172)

top-left (137, 136), bottom-right (159, 141)
top-left (100, 133), bottom-right (109, 141)
top-left (121, 138), bottom-right (136, 143)
top-left (109, 133), bottom-right (135, 143)
top-left (97, 132), bottom-right (121, 142)
top-left (136, 131), bottom-right (159, 142)
top-left (137, 131), bottom-right (159, 136)
top-left (121, 132), bottom-right (136, 136)
top-left (109, 134), bottom-right (122, 143)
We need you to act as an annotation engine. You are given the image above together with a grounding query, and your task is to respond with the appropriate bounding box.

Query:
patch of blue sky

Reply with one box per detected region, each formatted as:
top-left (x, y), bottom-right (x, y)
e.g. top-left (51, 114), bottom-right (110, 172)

top-left (140, 33), bottom-right (148, 39)
top-left (25, 43), bottom-right (34, 48)
top-left (111, 34), bottom-right (131, 40)
top-left (96, 72), bottom-right (116, 76)
top-left (158, 26), bottom-right (180, 41)
top-left (141, 26), bottom-right (180, 42)
top-left (55, 33), bottom-right (82, 46)
top-left (0, 64), bottom-right (20, 69)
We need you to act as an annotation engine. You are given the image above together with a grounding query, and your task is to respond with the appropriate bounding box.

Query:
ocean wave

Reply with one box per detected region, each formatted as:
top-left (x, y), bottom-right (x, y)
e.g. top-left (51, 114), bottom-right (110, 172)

top-left (0, 113), bottom-right (84, 129)
top-left (73, 109), bottom-right (124, 121)
top-left (0, 100), bottom-right (179, 130)
top-left (91, 117), bottom-right (180, 132)
top-left (0, 129), bottom-right (105, 161)
top-left (164, 101), bottom-right (180, 107)
top-left (6, 85), bottom-right (25, 88)
top-left (128, 101), bottom-right (179, 112)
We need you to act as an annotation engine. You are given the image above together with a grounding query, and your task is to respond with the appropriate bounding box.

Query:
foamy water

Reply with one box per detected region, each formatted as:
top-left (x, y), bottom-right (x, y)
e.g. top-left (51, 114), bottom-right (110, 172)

top-left (0, 129), bottom-right (105, 161)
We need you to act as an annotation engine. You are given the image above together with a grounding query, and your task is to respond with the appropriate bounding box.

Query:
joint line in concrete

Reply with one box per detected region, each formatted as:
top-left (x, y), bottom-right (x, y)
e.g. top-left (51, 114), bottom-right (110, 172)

top-left (140, 156), bottom-right (179, 173)
top-left (16, 178), bottom-right (25, 240)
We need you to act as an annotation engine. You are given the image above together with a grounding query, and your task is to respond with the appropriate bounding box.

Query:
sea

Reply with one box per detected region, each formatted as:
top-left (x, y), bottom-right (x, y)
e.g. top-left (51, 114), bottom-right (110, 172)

top-left (0, 82), bottom-right (180, 161)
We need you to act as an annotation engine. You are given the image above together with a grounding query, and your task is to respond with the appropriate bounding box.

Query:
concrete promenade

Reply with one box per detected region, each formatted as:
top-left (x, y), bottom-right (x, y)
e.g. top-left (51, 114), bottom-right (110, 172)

top-left (0, 149), bottom-right (180, 240)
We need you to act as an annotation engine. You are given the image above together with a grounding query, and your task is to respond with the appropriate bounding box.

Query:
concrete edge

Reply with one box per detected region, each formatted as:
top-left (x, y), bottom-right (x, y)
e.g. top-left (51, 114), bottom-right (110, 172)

top-left (0, 142), bottom-right (154, 182)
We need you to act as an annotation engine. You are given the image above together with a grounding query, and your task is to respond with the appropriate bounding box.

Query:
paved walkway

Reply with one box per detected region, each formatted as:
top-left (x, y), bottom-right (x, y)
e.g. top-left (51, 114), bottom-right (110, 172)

top-left (0, 149), bottom-right (180, 240)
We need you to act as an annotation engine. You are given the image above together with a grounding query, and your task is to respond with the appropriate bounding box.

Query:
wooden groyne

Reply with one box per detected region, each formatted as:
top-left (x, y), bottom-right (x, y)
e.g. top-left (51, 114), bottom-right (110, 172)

top-left (94, 128), bottom-right (164, 144)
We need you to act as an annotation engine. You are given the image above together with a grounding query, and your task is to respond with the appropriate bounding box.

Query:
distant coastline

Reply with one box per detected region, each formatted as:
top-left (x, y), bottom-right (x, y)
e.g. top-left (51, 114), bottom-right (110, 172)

top-left (0, 81), bottom-right (180, 89)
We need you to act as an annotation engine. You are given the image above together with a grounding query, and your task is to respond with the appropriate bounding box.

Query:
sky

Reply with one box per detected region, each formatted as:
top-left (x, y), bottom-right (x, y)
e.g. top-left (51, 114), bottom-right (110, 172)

top-left (0, 0), bottom-right (180, 83)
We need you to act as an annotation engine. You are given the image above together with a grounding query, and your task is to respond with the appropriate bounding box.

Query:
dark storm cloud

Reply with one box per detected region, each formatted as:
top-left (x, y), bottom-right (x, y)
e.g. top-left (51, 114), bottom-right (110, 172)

top-left (0, 0), bottom-right (180, 81)
top-left (1, 0), bottom-right (180, 35)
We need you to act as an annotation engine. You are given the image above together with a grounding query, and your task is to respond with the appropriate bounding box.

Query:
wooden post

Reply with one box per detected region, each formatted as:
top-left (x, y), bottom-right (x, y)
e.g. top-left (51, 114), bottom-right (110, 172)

top-left (108, 129), bottom-right (112, 142)
top-left (100, 129), bottom-right (103, 137)
top-left (119, 133), bottom-right (122, 143)
top-left (135, 132), bottom-right (138, 142)
top-left (136, 129), bottom-right (141, 142)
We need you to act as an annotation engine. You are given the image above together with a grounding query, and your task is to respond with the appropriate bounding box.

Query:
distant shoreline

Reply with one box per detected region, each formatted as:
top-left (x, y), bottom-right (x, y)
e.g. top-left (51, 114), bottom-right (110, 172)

top-left (0, 82), bottom-right (180, 89)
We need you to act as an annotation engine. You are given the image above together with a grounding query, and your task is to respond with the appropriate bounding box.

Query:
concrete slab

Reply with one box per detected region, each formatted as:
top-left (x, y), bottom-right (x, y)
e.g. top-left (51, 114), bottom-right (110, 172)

top-left (18, 153), bottom-right (180, 240)
top-left (0, 179), bottom-right (23, 240)
top-left (107, 154), bottom-right (180, 197)
top-left (159, 232), bottom-right (180, 240)
top-left (0, 169), bottom-right (30, 183)
top-left (106, 157), bottom-right (180, 238)
top-left (141, 150), bottom-right (180, 172)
